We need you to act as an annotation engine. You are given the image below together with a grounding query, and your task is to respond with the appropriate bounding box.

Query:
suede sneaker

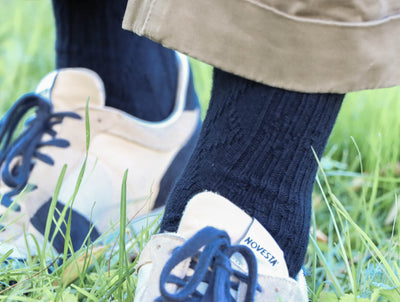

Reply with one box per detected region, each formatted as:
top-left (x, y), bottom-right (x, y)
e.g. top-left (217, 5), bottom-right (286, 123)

top-left (134, 192), bottom-right (308, 302)
top-left (0, 53), bottom-right (201, 258)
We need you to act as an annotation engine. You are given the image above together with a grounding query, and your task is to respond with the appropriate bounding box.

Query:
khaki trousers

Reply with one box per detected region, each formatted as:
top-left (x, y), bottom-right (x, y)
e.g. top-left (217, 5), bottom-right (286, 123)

top-left (123, 0), bottom-right (400, 93)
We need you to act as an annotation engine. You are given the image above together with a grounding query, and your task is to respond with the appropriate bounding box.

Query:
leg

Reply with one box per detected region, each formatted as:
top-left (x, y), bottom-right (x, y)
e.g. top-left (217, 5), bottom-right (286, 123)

top-left (52, 0), bottom-right (198, 121)
top-left (0, 0), bottom-right (201, 255)
top-left (163, 69), bottom-right (343, 278)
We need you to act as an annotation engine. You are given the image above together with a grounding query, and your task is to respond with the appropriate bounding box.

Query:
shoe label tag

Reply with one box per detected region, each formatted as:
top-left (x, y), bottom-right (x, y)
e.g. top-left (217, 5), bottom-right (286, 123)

top-left (237, 218), bottom-right (289, 278)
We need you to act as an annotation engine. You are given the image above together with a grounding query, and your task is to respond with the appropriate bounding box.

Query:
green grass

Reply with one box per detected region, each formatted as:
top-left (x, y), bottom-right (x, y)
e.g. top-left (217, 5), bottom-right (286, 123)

top-left (0, 0), bottom-right (55, 113)
top-left (1, 1), bottom-right (400, 301)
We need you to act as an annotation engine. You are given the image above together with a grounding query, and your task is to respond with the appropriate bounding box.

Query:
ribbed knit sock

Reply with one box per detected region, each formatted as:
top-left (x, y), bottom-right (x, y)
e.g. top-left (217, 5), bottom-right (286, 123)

top-left (161, 69), bottom-right (344, 278)
top-left (52, 0), bottom-right (180, 121)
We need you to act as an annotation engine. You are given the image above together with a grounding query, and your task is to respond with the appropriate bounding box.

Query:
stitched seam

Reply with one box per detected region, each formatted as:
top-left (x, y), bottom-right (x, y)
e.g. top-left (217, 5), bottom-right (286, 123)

top-left (243, 0), bottom-right (400, 27)
top-left (142, 0), bottom-right (158, 33)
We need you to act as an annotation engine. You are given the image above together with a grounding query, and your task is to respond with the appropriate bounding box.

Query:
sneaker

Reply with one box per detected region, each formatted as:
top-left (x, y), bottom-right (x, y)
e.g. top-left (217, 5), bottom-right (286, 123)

top-left (134, 192), bottom-right (308, 301)
top-left (0, 52), bottom-right (201, 258)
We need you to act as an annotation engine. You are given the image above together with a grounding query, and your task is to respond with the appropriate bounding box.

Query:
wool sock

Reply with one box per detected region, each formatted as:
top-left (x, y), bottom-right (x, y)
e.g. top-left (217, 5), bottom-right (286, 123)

top-left (161, 69), bottom-right (344, 278)
top-left (52, 0), bottom-right (181, 121)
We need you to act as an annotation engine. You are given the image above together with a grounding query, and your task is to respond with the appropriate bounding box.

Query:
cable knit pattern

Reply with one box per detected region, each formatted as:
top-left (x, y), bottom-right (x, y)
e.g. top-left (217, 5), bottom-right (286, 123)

top-left (52, 0), bottom-right (182, 121)
top-left (162, 69), bottom-right (344, 278)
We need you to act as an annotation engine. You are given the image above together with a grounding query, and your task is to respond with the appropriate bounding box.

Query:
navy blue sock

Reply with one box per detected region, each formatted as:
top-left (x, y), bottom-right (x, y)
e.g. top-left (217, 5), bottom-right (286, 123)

top-left (52, 0), bottom-right (182, 121)
top-left (161, 69), bottom-right (343, 278)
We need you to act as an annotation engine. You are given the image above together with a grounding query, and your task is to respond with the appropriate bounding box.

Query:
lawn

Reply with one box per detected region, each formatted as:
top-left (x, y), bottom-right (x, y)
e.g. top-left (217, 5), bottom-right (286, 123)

top-left (1, 1), bottom-right (400, 301)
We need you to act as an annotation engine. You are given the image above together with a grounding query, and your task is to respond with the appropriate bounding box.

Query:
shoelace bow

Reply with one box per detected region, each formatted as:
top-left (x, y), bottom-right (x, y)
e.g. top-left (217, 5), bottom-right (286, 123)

top-left (0, 93), bottom-right (80, 208)
top-left (157, 226), bottom-right (260, 302)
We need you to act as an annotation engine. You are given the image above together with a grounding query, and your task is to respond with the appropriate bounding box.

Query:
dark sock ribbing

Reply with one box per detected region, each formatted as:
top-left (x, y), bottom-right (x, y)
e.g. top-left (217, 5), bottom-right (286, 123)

top-left (52, 0), bottom-right (179, 121)
top-left (161, 69), bottom-right (343, 278)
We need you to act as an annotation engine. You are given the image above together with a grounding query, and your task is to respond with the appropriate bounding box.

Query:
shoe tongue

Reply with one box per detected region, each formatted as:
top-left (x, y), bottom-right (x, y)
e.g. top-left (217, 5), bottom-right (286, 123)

top-left (178, 192), bottom-right (289, 278)
top-left (35, 68), bottom-right (105, 111)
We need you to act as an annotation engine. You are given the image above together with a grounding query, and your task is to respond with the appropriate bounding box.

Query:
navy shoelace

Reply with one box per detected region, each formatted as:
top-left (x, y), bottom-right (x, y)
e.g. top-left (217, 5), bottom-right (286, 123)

top-left (0, 93), bottom-right (80, 208)
top-left (157, 226), bottom-right (260, 302)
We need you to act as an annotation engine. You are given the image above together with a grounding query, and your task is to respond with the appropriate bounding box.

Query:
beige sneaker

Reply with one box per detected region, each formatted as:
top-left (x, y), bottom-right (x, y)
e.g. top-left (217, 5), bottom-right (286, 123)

top-left (134, 192), bottom-right (308, 301)
top-left (0, 53), bottom-right (201, 257)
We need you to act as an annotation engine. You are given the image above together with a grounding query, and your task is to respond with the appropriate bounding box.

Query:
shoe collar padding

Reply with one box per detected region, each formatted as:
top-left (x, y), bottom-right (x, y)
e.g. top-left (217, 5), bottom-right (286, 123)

top-left (35, 67), bottom-right (200, 152)
top-left (35, 68), bottom-right (105, 112)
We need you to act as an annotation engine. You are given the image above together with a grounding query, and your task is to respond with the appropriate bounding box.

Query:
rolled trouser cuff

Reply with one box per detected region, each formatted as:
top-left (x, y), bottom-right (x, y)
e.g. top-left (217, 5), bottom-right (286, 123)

top-left (123, 0), bottom-right (400, 93)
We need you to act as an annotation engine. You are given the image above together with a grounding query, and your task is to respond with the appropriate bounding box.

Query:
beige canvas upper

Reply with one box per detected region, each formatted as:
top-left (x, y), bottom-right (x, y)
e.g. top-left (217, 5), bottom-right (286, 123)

top-left (123, 0), bottom-right (400, 93)
top-left (0, 67), bottom-right (199, 256)
top-left (134, 192), bottom-right (308, 301)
